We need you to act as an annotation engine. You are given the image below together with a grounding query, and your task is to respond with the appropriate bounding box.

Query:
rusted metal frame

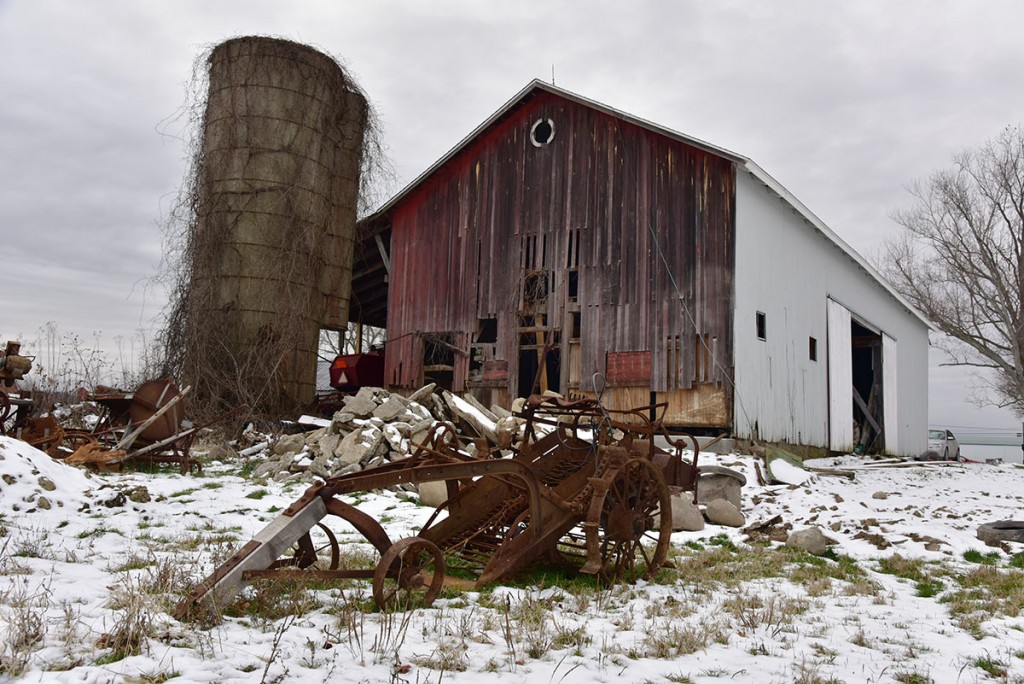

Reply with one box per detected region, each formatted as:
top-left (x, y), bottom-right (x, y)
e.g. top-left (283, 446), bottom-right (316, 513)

top-left (515, 400), bottom-right (664, 437)
top-left (323, 498), bottom-right (392, 555)
top-left (243, 568), bottom-right (375, 581)
top-left (656, 424), bottom-right (701, 493)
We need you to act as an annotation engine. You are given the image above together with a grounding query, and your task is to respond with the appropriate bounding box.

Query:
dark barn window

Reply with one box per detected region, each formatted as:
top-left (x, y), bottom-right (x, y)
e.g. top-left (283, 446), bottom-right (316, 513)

top-left (756, 311), bottom-right (766, 340)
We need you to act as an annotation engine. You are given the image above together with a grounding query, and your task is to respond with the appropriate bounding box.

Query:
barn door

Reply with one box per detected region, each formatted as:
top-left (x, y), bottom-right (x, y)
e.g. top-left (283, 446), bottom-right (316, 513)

top-left (827, 299), bottom-right (854, 452)
top-left (882, 333), bottom-right (898, 453)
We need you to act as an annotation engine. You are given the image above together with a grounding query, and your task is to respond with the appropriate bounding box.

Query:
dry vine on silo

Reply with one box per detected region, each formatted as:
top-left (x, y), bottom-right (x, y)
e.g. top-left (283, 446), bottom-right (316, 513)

top-left (157, 36), bottom-right (389, 421)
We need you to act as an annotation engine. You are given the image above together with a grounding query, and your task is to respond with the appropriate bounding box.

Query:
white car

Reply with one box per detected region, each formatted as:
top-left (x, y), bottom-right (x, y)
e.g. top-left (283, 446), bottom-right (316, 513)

top-left (926, 428), bottom-right (961, 461)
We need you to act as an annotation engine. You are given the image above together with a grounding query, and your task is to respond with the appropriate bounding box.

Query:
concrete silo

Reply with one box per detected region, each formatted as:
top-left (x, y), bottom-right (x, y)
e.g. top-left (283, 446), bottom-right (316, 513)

top-left (187, 36), bottom-right (366, 413)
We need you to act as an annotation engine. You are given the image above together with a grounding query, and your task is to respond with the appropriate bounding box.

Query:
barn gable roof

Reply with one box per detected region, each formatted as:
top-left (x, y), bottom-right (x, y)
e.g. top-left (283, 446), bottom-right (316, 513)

top-left (368, 79), bottom-right (930, 329)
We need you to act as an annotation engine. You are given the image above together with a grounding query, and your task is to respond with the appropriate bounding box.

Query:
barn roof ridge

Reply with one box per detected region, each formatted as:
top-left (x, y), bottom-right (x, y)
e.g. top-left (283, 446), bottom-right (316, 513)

top-left (370, 79), bottom-right (931, 329)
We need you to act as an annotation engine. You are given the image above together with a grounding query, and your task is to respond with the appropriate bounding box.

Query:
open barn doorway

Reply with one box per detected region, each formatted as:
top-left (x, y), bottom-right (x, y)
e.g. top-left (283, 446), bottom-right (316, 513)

top-left (517, 325), bottom-right (561, 397)
top-left (851, 321), bottom-right (884, 453)
top-left (828, 298), bottom-right (891, 454)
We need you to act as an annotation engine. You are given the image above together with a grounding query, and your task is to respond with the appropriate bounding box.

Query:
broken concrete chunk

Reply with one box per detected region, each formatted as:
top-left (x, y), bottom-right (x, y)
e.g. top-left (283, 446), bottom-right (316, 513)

top-left (303, 427), bottom-right (327, 446)
top-left (407, 383), bottom-right (436, 405)
top-left (459, 393), bottom-right (498, 422)
top-left (666, 491), bottom-right (704, 531)
top-left (335, 425), bottom-right (383, 466)
top-left (331, 462), bottom-right (362, 478)
top-left (443, 390), bottom-right (498, 443)
top-left (252, 458), bottom-right (284, 479)
top-left (272, 433), bottom-right (306, 456)
top-left (418, 480), bottom-right (448, 508)
top-left (383, 424), bottom-right (408, 454)
top-left (308, 453), bottom-right (331, 480)
top-left (318, 433), bottom-right (342, 459)
top-left (342, 389), bottom-right (379, 417)
top-left (373, 396), bottom-right (408, 422)
top-left (329, 412), bottom-right (355, 431)
top-left (786, 526), bottom-right (829, 556)
top-left (706, 498), bottom-right (745, 527)
top-left (697, 465), bottom-right (745, 509)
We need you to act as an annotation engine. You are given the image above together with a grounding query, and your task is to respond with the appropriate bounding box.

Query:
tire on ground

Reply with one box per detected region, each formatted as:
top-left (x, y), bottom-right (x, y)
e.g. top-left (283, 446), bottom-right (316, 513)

top-left (977, 520), bottom-right (1024, 544)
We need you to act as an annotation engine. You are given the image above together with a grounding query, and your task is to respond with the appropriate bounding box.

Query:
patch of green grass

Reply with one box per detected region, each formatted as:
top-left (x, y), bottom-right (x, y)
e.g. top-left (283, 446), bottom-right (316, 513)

top-left (915, 578), bottom-right (944, 598)
top-left (878, 554), bottom-right (928, 581)
top-left (1009, 552), bottom-right (1024, 569)
top-left (168, 487), bottom-right (198, 498)
top-left (892, 671), bottom-right (932, 684)
top-left (76, 526), bottom-right (118, 539)
top-left (962, 549), bottom-right (1001, 565)
top-left (109, 551), bottom-right (153, 572)
top-left (136, 670), bottom-right (182, 683)
top-left (707, 534), bottom-right (737, 551)
top-left (942, 564), bottom-right (1024, 635)
top-left (969, 654), bottom-right (1008, 678)
top-left (665, 674), bottom-right (694, 683)
top-left (244, 488), bottom-right (269, 500)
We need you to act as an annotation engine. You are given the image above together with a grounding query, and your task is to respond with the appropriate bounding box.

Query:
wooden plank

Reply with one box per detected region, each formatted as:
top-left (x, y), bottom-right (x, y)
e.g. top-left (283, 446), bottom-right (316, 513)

top-left (182, 497), bottom-right (327, 614)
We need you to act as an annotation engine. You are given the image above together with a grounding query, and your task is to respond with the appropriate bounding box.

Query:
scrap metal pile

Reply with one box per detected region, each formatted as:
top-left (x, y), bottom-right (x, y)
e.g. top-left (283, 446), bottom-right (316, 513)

top-left (0, 340), bottom-right (218, 475)
top-left (178, 394), bottom-right (700, 617)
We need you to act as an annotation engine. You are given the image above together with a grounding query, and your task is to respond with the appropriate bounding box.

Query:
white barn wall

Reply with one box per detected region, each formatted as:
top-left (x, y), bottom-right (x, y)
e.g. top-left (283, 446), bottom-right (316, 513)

top-left (732, 168), bottom-right (929, 456)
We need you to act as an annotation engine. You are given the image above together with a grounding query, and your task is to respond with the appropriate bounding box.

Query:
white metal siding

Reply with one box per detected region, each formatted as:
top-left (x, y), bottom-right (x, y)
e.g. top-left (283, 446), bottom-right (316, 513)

top-left (827, 299), bottom-right (853, 451)
top-left (734, 170), bottom-right (928, 456)
top-left (883, 333), bottom-right (898, 451)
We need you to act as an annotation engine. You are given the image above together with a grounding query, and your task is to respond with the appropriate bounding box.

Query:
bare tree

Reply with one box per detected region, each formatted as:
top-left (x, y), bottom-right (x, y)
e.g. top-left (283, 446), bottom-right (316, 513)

top-left (317, 325), bottom-right (386, 362)
top-left (882, 125), bottom-right (1024, 414)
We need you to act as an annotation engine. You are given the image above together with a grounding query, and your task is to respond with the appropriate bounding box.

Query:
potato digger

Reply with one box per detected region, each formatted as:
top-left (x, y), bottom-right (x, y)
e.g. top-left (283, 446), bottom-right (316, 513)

top-left (177, 394), bottom-right (699, 617)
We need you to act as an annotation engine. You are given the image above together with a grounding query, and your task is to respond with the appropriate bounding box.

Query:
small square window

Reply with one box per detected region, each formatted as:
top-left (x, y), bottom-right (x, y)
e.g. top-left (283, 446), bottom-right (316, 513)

top-left (809, 336), bottom-right (818, 361)
top-left (756, 311), bottom-right (766, 340)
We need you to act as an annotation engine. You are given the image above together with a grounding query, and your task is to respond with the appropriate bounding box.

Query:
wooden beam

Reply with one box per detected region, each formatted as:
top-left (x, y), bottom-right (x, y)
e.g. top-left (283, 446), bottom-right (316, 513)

top-left (853, 388), bottom-right (882, 435)
top-left (178, 497), bottom-right (328, 616)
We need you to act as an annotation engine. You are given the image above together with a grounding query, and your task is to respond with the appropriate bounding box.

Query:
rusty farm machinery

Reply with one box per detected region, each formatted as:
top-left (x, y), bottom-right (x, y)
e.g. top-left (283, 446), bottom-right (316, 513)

top-left (178, 395), bottom-right (700, 617)
top-left (0, 341), bottom-right (34, 436)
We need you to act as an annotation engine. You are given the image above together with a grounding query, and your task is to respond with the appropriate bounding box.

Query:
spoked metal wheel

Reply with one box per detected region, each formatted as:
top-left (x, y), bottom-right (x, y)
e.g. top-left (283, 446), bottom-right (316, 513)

top-left (372, 536), bottom-right (445, 611)
top-left (268, 522), bottom-right (340, 571)
top-left (593, 458), bottom-right (672, 581)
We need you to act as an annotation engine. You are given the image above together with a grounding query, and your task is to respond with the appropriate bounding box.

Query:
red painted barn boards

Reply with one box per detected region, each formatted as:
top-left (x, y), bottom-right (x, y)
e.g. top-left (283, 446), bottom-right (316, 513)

top-left (377, 82), bottom-right (737, 428)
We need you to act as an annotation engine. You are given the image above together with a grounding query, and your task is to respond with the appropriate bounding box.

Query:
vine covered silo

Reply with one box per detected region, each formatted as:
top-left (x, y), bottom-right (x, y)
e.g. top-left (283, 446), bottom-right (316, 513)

top-left (168, 37), bottom-right (369, 416)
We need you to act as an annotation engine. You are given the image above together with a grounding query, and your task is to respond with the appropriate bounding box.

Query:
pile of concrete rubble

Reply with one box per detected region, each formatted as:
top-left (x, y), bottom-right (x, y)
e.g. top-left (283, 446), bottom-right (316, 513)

top-left (240, 384), bottom-right (761, 535)
top-left (245, 384), bottom-right (520, 483)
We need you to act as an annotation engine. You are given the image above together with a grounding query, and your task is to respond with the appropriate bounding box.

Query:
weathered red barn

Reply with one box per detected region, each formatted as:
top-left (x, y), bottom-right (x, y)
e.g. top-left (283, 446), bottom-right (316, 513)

top-left (351, 80), bottom-right (930, 453)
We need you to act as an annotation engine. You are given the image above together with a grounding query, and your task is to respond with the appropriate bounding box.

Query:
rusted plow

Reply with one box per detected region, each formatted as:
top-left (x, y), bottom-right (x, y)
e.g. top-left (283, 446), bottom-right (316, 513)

top-left (177, 395), bottom-right (699, 617)
top-left (59, 378), bottom-right (205, 474)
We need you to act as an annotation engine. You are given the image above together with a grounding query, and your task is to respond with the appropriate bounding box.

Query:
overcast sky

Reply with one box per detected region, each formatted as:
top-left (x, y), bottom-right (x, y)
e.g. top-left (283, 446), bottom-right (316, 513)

top-left (3, 0), bottom-right (1023, 441)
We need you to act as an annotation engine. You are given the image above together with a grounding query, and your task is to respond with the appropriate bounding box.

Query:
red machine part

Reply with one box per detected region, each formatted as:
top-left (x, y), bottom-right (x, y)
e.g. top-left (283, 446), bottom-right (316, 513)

top-left (329, 351), bottom-right (385, 392)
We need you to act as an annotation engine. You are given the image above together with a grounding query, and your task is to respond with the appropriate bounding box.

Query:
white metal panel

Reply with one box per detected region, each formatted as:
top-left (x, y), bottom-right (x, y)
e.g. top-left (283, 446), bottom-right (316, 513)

top-left (883, 333), bottom-right (898, 453)
top-left (733, 171), bottom-right (928, 455)
top-left (827, 298), bottom-right (853, 452)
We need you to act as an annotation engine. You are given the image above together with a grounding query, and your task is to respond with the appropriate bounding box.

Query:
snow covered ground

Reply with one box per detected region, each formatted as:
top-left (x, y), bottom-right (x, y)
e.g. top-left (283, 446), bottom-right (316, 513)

top-left (2, 434), bottom-right (1024, 683)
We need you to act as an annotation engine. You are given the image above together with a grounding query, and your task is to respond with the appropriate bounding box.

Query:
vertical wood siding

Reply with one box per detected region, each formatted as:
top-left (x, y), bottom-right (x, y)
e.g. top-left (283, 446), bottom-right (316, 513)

top-left (385, 92), bottom-right (734, 417)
